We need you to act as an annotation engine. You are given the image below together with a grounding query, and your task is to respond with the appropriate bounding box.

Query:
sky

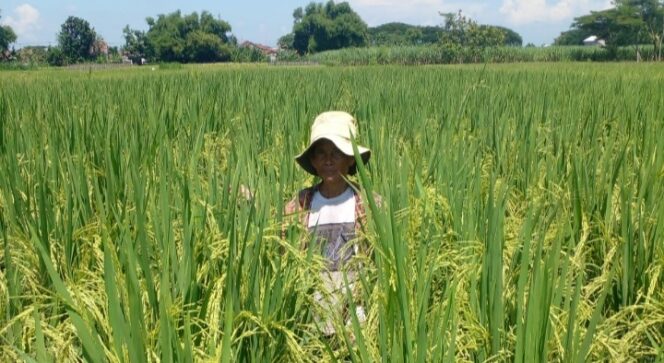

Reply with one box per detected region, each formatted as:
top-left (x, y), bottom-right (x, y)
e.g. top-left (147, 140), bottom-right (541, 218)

top-left (1, 0), bottom-right (614, 49)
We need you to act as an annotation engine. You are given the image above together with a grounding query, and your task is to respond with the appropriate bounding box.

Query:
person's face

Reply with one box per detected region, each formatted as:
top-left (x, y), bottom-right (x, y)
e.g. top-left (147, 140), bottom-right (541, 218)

top-left (309, 139), bottom-right (355, 183)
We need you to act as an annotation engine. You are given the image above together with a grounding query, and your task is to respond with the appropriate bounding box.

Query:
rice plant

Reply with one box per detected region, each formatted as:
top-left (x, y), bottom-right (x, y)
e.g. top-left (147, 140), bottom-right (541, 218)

top-left (0, 63), bottom-right (663, 362)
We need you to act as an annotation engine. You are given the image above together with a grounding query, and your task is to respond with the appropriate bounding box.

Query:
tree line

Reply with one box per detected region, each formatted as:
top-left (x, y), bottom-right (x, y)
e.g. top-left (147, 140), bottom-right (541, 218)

top-left (276, 3), bottom-right (522, 54)
top-left (1, 1), bottom-right (525, 66)
top-left (0, 10), bottom-right (17, 59)
top-left (3, 0), bottom-right (663, 66)
top-left (555, 0), bottom-right (664, 60)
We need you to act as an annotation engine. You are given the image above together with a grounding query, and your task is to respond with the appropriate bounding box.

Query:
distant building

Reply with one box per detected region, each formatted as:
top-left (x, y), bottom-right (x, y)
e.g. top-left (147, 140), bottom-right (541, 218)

top-left (121, 52), bottom-right (147, 65)
top-left (240, 41), bottom-right (278, 62)
top-left (90, 39), bottom-right (109, 58)
top-left (583, 35), bottom-right (606, 47)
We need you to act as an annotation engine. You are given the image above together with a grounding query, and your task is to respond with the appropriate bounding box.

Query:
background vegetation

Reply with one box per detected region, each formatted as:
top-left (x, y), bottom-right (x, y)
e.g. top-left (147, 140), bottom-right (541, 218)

top-left (0, 10), bottom-right (17, 59)
top-left (123, 10), bottom-right (234, 64)
top-left (305, 44), bottom-right (659, 65)
top-left (1, 63), bottom-right (663, 362)
top-left (3, 0), bottom-right (664, 66)
top-left (279, 1), bottom-right (369, 54)
top-left (555, 0), bottom-right (664, 60)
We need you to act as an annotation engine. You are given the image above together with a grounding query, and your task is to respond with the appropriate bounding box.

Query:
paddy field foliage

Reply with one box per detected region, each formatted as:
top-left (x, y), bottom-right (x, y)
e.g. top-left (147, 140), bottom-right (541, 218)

top-left (0, 63), bottom-right (663, 362)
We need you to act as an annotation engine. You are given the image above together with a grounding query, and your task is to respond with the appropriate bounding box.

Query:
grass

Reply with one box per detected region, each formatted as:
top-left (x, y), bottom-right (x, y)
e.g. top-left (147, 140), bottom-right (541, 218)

top-left (306, 45), bottom-right (660, 66)
top-left (0, 63), bottom-right (663, 362)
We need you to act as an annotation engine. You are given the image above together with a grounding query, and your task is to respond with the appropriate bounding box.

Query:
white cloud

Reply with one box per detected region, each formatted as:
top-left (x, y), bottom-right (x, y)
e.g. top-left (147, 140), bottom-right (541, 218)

top-left (346, 0), bottom-right (489, 27)
top-left (350, 0), bottom-right (440, 6)
top-left (499, 0), bottom-right (612, 25)
top-left (1, 4), bottom-right (41, 41)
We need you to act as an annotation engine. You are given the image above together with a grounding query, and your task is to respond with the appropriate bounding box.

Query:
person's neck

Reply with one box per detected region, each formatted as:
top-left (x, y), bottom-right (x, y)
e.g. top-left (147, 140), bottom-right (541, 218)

top-left (318, 180), bottom-right (349, 199)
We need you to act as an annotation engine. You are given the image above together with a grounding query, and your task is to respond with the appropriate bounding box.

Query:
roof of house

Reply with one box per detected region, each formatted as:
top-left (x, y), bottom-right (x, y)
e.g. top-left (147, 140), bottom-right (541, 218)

top-left (240, 41), bottom-right (277, 54)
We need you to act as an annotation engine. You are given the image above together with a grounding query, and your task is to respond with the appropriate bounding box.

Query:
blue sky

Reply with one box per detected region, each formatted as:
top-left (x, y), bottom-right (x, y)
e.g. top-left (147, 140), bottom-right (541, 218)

top-left (2, 0), bottom-right (613, 48)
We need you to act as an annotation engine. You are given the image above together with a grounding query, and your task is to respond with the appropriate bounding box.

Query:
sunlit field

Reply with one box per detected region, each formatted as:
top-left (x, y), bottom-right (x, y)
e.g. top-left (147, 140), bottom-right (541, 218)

top-left (1, 63), bottom-right (663, 362)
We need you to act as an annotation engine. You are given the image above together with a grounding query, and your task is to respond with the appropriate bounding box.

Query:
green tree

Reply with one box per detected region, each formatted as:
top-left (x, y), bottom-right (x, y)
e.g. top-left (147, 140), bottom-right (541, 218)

top-left (58, 16), bottom-right (97, 63)
top-left (16, 46), bottom-right (49, 64)
top-left (560, 0), bottom-right (664, 59)
top-left (436, 11), bottom-right (509, 63)
top-left (555, 28), bottom-right (591, 45)
top-left (369, 23), bottom-right (442, 46)
top-left (440, 11), bottom-right (506, 47)
top-left (406, 27), bottom-right (424, 44)
top-left (488, 25), bottom-right (523, 46)
top-left (616, 0), bottom-right (664, 59)
top-left (46, 46), bottom-right (66, 66)
top-left (573, 8), bottom-right (643, 47)
top-left (122, 25), bottom-right (148, 62)
top-left (290, 1), bottom-right (368, 54)
top-left (277, 32), bottom-right (295, 50)
top-left (1, 10), bottom-right (18, 57)
top-left (184, 30), bottom-right (230, 62)
top-left (130, 10), bottom-right (232, 63)
top-left (293, 7), bottom-right (304, 24)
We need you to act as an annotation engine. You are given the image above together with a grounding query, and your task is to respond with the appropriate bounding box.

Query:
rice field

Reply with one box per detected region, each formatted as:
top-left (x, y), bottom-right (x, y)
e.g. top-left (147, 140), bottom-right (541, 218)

top-left (1, 63), bottom-right (663, 362)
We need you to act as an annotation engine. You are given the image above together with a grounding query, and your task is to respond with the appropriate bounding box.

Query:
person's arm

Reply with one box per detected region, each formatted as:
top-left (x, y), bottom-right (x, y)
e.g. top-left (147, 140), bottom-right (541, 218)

top-left (281, 188), bottom-right (312, 245)
top-left (281, 197), bottom-right (300, 240)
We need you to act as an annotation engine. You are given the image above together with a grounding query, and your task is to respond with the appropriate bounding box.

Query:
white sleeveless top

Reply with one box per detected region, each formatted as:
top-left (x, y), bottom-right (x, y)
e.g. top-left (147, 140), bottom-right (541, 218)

top-left (307, 187), bottom-right (356, 271)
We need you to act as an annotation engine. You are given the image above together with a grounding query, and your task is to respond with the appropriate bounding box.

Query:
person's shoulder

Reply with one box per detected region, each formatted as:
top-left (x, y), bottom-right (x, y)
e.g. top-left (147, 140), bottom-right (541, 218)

top-left (284, 185), bottom-right (317, 215)
top-left (284, 197), bottom-right (300, 215)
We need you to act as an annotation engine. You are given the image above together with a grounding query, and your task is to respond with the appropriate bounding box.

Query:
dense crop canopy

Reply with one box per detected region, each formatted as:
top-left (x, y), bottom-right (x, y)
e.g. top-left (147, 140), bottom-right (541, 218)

top-left (0, 63), bottom-right (663, 362)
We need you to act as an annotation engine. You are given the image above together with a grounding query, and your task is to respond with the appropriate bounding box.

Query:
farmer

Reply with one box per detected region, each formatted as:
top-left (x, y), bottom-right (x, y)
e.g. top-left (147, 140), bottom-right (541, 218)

top-left (284, 111), bottom-right (376, 336)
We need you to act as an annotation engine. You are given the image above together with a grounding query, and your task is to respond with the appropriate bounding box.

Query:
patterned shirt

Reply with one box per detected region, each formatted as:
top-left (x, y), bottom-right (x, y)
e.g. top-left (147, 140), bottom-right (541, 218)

top-left (307, 187), bottom-right (356, 271)
top-left (283, 183), bottom-right (379, 267)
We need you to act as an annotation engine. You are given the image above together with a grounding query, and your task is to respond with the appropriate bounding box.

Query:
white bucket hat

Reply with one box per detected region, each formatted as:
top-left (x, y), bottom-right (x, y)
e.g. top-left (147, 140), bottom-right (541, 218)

top-left (295, 111), bottom-right (371, 176)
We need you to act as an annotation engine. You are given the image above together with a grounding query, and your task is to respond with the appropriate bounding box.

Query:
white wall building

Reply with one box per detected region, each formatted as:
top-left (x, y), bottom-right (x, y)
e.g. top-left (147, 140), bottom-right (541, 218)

top-left (583, 35), bottom-right (606, 47)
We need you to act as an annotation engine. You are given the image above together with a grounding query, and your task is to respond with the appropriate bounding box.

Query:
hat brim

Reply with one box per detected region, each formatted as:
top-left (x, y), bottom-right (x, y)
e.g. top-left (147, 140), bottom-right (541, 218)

top-left (295, 135), bottom-right (371, 176)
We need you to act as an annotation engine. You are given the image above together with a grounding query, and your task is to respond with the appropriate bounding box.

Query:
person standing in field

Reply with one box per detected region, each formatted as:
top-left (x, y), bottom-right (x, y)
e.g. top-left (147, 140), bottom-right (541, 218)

top-left (284, 111), bottom-right (377, 337)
